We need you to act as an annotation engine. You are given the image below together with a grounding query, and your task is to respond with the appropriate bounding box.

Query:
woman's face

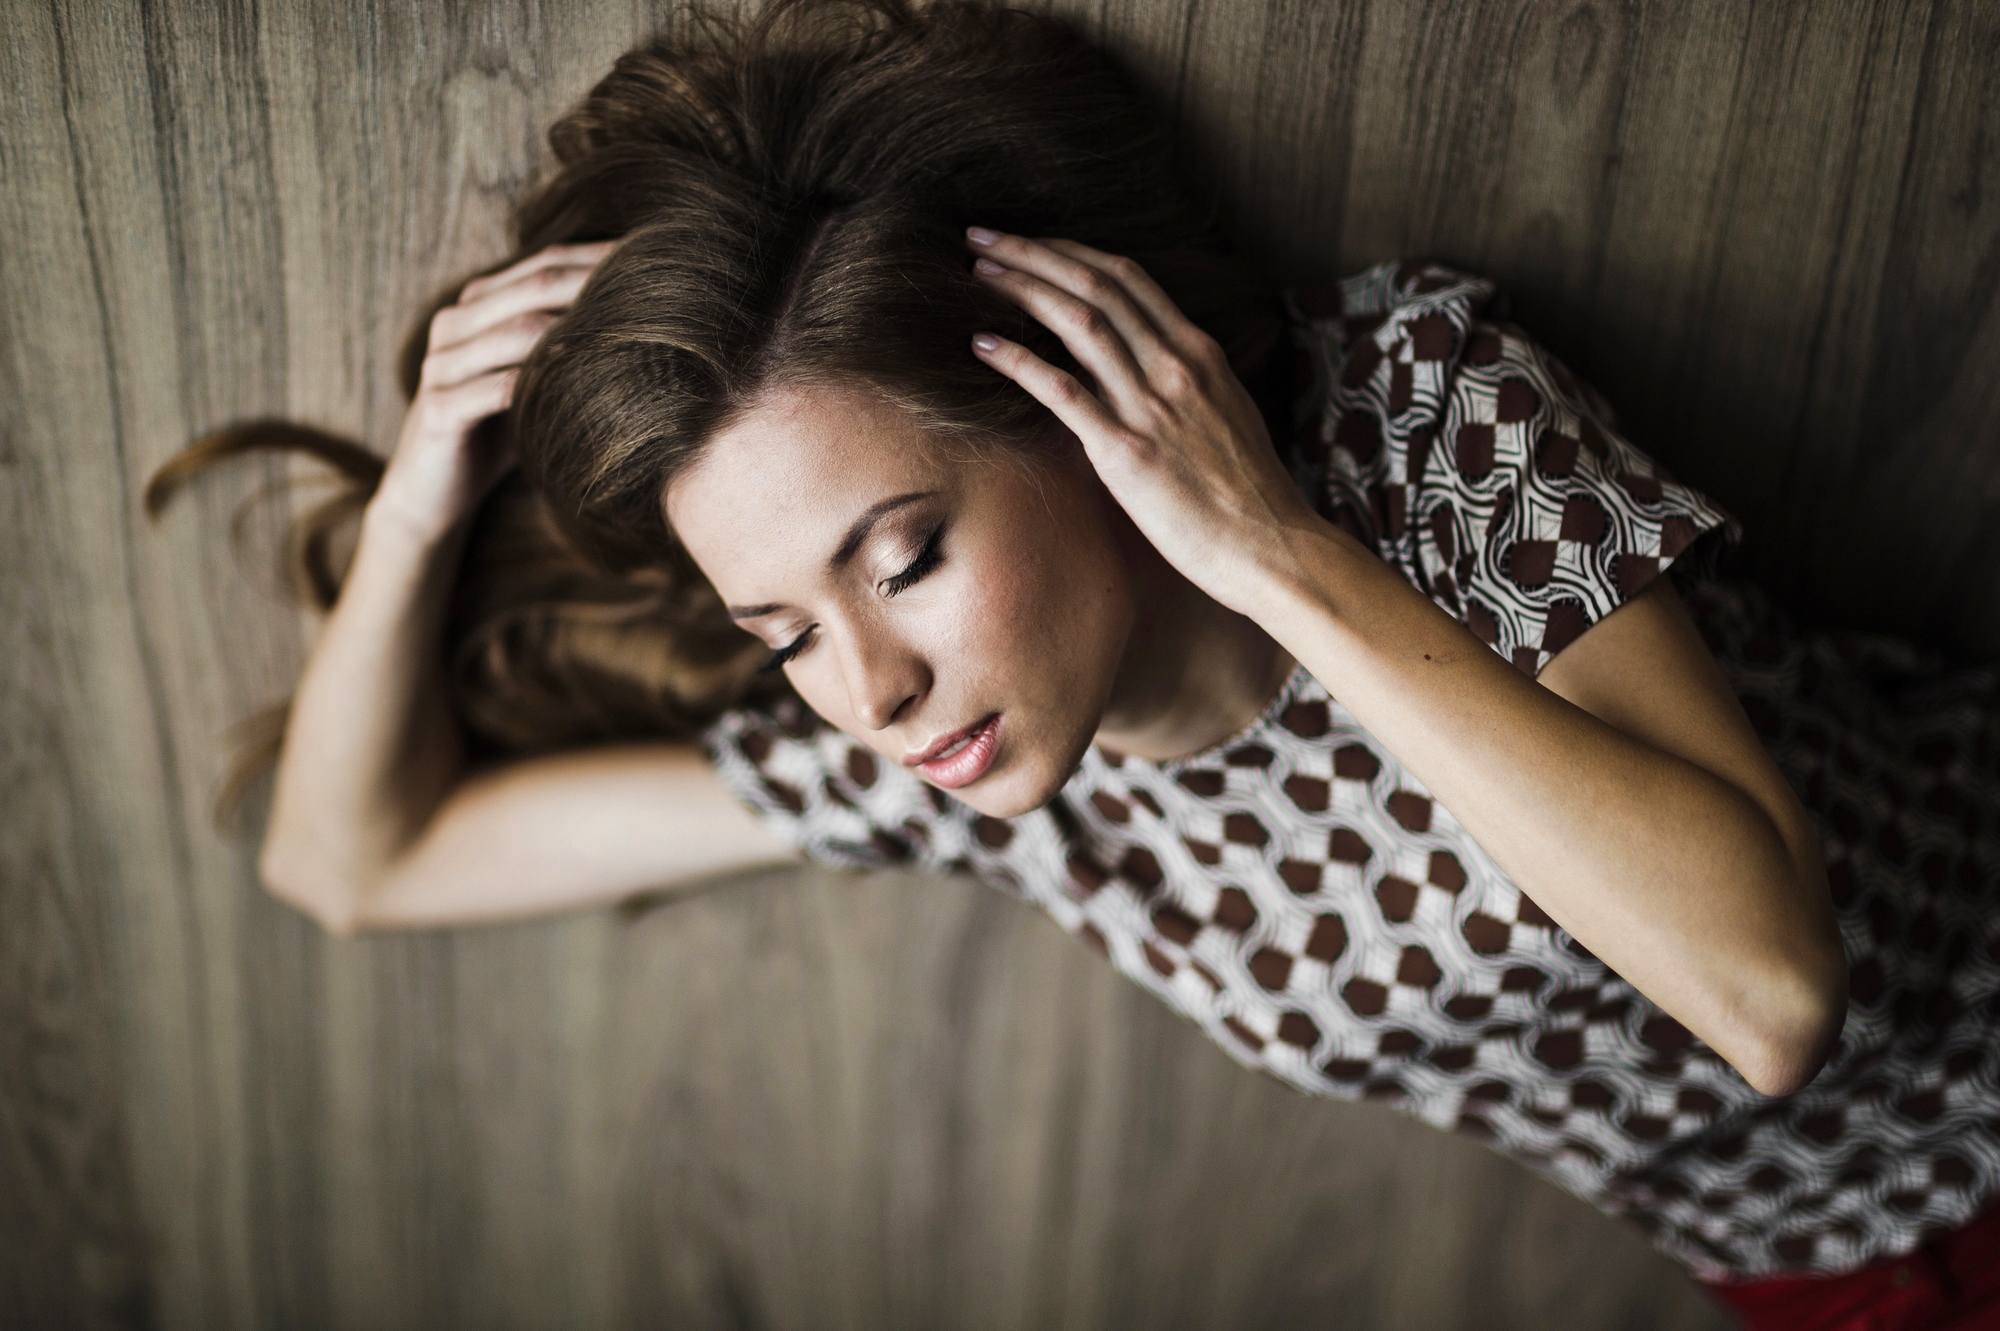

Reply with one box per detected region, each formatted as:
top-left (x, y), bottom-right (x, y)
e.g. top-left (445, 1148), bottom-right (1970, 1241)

top-left (666, 383), bottom-right (1136, 818)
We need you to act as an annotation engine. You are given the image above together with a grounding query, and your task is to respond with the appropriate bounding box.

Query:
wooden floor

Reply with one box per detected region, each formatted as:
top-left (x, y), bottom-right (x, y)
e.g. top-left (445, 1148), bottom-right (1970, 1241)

top-left (4, 0), bottom-right (1996, 1326)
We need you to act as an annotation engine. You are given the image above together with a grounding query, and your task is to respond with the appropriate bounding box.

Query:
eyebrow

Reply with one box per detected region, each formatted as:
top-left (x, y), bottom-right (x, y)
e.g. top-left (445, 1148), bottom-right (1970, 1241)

top-left (726, 489), bottom-right (936, 620)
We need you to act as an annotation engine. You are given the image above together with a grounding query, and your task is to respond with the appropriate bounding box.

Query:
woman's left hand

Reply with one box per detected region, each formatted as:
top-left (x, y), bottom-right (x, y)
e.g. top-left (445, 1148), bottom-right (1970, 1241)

top-left (966, 228), bottom-right (1322, 617)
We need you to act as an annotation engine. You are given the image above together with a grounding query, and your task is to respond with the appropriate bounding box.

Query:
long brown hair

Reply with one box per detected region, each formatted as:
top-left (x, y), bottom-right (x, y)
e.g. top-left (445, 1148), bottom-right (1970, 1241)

top-left (149, 0), bottom-right (1286, 810)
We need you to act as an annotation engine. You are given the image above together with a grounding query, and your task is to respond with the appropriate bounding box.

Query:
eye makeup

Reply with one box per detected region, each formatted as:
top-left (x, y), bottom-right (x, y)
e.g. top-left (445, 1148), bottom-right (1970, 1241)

top-left (880, 521), bottom-right (946, 598)
top-left (757, 629), bottom-right (813, 674)
top-left (756, 519), bottom-right (950, 673)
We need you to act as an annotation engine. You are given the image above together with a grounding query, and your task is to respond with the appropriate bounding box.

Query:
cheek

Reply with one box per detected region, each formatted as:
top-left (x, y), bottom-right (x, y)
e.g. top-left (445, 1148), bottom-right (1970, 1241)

top-left (957, 550), bottom-right (1045, 658)
top-left (953, 505), bottom-right (1128, 702)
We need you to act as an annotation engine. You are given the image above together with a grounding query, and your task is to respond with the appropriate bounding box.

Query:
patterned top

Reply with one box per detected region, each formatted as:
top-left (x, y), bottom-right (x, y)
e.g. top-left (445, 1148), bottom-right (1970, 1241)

top-left (700, 261), bottom-right (2000, 1281)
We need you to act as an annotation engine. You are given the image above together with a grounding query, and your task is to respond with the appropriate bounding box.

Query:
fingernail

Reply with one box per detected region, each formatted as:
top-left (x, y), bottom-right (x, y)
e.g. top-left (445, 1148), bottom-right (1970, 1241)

top-left (972, 333), bottom-right (1000, 353)
top-left (966, 226), bottom-right (1001, 246)
top-left (974, 257), bottom-right (1006, 277)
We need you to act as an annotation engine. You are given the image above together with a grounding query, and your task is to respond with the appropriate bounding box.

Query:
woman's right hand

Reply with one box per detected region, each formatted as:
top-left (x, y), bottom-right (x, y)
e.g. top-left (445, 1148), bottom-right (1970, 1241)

top-left (370, 240), bottom-right (618, 542)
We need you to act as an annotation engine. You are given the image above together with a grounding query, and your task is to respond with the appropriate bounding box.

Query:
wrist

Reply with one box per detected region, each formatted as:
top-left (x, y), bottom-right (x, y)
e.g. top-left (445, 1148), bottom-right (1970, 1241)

top-left (343, 494), bottom-right (474, 614)
top-left (362, 484), bottom-right (469, 555)
top-left (1233, 508), bottom-right (1365, 626)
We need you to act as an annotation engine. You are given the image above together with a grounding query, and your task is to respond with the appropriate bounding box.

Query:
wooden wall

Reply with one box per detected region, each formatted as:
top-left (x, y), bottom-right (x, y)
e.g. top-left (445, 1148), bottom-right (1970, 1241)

top-left (4, 0), bottom-right (1994, 1327)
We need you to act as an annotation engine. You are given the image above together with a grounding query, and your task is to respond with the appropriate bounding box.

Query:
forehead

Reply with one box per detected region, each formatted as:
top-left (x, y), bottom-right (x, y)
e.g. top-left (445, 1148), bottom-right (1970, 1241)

top-left (664, 382), bottom-right (949, 588)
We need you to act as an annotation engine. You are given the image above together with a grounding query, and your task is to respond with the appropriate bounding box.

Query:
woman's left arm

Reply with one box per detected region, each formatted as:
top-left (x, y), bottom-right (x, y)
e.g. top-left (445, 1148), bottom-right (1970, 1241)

top-left (965, 229), bottom-right (1846, 1097)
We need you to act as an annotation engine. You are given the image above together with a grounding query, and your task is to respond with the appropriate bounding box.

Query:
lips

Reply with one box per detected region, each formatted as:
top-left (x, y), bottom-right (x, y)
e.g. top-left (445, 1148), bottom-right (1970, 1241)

top-left (906, 713), bottom-right (1002, 789)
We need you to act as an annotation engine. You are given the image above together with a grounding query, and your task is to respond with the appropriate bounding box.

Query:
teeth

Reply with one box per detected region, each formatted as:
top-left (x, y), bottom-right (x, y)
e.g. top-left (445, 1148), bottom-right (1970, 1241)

top-left (925, 718), bottom-right (993, 765)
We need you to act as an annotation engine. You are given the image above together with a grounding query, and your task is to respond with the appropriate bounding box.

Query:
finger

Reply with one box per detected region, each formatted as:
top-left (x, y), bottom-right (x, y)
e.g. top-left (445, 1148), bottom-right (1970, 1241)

top-left (421, 309), bottom-right (558, 390)
top-left (431, 262), bottom-right (595, 352)
top-left (969, 230), bottom-right (1176, 372)
top-left (1036, 237), bottom-right (1219, 363)
top-left (970, 331), bottom-right (1128, 456)
top-left (457, 241), bottom-right (618, 304)
top-left (412, 366), bottom-right (520, 437)
top-left (972, 261), bottom-right (1158, 419)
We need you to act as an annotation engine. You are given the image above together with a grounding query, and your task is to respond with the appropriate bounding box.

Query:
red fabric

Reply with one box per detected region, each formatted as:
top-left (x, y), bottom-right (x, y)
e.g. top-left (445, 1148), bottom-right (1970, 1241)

top-left (1704, 1203), bottom-right (2000, 1331)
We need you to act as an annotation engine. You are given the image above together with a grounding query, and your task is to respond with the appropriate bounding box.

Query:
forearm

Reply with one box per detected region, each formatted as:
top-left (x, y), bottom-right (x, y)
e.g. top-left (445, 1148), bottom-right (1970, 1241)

top-left (259, 501), bottom-right (469, 927)
top-left (356, 744), bottom-right (797, 931)
top-left (1256, 520), bottom-right (1843, 1091)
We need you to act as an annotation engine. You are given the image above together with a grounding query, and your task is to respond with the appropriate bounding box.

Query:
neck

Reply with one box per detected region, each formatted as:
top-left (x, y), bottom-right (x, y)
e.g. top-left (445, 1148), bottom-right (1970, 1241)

top-left (1093, 528), bottom-right (1294, 765)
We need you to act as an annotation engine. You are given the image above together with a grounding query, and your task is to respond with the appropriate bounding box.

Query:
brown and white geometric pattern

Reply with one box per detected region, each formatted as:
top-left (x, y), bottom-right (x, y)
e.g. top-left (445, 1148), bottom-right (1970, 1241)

top-left (1288, 261), bottom-right (1742, 676)
top-left (701, 262), bottom-right (2000, 1281)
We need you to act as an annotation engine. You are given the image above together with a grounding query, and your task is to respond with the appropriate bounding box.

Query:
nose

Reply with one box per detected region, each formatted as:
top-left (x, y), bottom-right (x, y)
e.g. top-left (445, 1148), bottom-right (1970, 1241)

top-left (836, 619), bottom-right (928, 732)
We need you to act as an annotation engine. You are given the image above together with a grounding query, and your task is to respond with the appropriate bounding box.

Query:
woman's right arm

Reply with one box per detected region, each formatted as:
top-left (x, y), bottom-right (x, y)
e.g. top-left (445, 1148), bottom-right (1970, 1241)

top-left (256, 244), bottom-right (795, 935)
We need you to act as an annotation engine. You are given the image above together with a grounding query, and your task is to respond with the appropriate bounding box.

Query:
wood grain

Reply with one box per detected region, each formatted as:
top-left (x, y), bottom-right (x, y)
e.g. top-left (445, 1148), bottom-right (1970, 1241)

top-left (3, 0), bottom-right (1994, 1326)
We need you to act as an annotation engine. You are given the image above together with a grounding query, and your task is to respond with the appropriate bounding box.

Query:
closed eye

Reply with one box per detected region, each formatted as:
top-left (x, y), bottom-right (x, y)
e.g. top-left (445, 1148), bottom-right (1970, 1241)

top-left (881, 522), bottom-right (945, 598)
top-left (757, 522), bottom-right (946, 674)
top-left (758, 627), bottom-right (814, 674)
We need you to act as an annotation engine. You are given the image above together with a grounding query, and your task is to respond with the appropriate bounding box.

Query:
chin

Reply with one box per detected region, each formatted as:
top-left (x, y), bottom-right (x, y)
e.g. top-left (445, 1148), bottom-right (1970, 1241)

top-left (949, 721), bottom-right (1094, 820)
top-left (956, 775), bottom-right (1056, 820)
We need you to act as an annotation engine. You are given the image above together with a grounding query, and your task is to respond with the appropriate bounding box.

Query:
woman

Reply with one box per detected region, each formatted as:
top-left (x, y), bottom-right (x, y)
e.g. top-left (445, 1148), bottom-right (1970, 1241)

top-left (151, 1), bottom-right (2000, 1325)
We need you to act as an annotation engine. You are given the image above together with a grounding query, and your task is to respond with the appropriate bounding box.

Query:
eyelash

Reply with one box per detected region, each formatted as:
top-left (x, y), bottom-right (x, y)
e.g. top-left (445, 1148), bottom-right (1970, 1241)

top-left (880, 522), bottom-right (946, 597)
top-left (756, 523), bottom-right (948, 674)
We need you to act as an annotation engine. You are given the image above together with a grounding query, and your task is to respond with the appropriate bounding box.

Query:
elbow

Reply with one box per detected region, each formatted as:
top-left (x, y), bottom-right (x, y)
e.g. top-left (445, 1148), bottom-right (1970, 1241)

top-left (314, 904), bottom-right (367, 940)
top-left (1725, 850), bottom-right (1850, 1098)
top-left (1738, 1020), bottom-right (1842, 1099)
top-left (257, 844), bottom-right (371, 938)
top-left (1733, 948), bottom-right (1849, 1099)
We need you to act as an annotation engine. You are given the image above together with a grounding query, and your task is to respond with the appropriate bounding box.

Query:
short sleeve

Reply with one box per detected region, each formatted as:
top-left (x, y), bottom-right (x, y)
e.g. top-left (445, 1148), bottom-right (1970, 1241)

top-left (701, 692), bottom-right (979, 871)
top-left (1283, 261), bottom-right (1743, 676)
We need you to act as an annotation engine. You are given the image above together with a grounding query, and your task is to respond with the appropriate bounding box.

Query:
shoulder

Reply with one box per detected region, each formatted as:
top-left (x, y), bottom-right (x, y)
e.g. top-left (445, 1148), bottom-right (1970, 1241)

top-left (1287, 260), bottom-right (1493, 393)
top-left (1282, 260), bottom-right (1743, 677)
top-left (1279, 260), bottom-right (1504, 552)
